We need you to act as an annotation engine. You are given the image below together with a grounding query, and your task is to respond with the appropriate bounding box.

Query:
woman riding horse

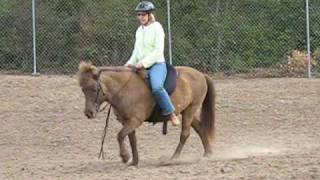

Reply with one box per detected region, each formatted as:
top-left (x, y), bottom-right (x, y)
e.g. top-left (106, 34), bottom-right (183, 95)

top-left (78, 1), bottom-right (216, 166)
top-left (124, 1), bottom-right (180, 126)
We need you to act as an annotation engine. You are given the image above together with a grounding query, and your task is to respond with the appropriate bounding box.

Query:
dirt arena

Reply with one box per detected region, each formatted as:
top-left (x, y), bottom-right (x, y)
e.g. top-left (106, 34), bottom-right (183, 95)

top-left (1, 74), bottom-right (319, 180)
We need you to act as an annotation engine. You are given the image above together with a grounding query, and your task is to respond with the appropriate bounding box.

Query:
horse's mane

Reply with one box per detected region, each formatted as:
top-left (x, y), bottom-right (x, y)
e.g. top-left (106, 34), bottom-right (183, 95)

top-left (78, 61), bottom-right (98, 73)
top-left (78, 62), bottom-right (145, 87)
top-left (79, 61), bottom-right (134, 74)
top-left (98, 66), bottom-right (135, 72)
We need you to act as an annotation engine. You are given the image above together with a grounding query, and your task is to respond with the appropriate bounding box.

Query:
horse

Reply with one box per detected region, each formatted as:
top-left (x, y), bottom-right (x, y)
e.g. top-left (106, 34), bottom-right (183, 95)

top-left (77, 62), bottom-right (216, 166)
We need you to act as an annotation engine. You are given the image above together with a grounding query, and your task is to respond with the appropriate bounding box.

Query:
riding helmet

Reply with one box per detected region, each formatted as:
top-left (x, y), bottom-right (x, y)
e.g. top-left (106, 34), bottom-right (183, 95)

top-left (135, 1), bottom-right (156, 12)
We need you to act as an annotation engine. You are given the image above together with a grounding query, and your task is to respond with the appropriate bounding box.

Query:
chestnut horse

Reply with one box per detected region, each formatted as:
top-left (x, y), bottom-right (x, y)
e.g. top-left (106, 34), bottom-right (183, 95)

top-left (77, 62), bottom-right (216, 166)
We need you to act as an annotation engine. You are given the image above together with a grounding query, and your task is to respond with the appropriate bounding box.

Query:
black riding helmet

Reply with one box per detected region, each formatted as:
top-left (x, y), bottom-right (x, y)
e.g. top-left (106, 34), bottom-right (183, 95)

top-left (135, 1), bottom-right (155, 13)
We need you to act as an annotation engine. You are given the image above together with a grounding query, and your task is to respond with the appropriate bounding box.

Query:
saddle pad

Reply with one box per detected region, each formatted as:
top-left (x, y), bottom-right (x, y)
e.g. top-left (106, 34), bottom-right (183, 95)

top-left (163, 63), bottom-right (177, 95)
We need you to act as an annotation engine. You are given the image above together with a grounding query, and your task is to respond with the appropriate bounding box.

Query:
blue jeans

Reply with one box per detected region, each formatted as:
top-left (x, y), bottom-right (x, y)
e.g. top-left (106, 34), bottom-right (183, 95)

top-left (149, 63), bottom-right (175, 115)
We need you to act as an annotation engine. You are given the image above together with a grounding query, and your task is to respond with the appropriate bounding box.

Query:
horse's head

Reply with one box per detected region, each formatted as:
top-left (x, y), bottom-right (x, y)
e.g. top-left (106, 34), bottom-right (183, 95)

top-left (77, 62), bottom-right (104, 119)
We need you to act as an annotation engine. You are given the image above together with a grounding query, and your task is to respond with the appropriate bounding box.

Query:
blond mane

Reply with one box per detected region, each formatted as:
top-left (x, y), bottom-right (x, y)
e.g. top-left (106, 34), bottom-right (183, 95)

top-left (77, 62), bottom-right (99, 87)
top-left (78, 61), bottom-right (98, 73)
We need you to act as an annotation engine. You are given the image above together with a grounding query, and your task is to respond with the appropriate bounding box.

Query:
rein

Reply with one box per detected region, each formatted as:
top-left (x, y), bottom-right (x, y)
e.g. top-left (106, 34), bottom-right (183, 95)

top-left (98, 104), bottom-right (112, 160)
top-left (95, 67), bottom-right (137, 160)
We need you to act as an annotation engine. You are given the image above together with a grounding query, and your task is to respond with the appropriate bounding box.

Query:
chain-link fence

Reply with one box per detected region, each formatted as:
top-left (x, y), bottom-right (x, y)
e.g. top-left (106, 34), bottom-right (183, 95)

top-left (1, 1), bottom-right (33, 72)
top-left (310, 0), bottom-right (320, 77)
top-left (1, 0), bottom-right (320, 77)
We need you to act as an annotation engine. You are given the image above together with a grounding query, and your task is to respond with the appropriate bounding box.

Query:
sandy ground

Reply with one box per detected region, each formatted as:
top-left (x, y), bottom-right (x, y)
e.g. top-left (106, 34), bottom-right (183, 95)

top-left (0, 74), bottom-right (320, 180)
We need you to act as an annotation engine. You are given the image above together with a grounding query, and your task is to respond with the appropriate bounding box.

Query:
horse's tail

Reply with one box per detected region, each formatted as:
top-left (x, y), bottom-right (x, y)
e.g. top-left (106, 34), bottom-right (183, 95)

top-left (200, 75), bottom-right (216, 142)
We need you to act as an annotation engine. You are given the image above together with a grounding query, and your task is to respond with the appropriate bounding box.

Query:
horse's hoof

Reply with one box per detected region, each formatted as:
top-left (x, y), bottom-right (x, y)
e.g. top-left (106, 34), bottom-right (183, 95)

top-left (120, 153), bottom-right (130, 163)
top-left (129, 161), bottom-right (139, 167)
top-left (170, 155), bottom-right (180, 160)
top-left (204, 152), bottom-right (213, 158)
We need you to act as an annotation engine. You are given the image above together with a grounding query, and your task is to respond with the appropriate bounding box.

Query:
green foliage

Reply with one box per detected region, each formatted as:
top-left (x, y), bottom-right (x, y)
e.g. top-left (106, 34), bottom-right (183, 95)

top-left (1, 0), bottom-right (320, 74)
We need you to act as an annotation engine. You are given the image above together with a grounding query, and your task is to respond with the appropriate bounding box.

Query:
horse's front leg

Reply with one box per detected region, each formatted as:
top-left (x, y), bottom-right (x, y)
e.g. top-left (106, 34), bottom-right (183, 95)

top-left (117, 119), bottom-right (141, 165)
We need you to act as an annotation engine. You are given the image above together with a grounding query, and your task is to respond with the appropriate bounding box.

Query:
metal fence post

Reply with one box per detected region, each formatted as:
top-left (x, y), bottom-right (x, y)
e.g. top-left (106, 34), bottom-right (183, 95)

top-left (32, 0), bottom-right (38, 75)
top-left (167, 0), bottom-right (173, 65)
top-left (306, 0), bottom-right (311, 78)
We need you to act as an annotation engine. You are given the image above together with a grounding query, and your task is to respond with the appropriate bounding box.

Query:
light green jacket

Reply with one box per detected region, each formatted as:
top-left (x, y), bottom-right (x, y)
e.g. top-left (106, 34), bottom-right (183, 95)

top-left (126, 21), bottom-right (165, 68)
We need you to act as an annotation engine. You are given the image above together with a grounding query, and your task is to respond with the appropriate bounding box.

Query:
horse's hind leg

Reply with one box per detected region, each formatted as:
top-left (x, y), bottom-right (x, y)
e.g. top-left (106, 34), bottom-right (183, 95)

top-left (191, 117), bottom-right (213, 157)
top-left (171, 106), bottom-right (196, 159)
top-left (117, 119), bottom-right (141, 165)
top-left (128, 130), bottom-right (138, 166)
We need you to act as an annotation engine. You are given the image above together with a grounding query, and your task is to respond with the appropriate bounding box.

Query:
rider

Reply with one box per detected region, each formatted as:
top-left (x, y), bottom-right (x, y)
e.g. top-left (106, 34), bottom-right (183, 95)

top-left (125, 1), bottom-right (180, 126)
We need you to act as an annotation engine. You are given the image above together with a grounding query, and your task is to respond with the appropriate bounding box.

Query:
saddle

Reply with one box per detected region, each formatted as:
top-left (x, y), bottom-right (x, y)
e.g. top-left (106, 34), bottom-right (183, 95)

top-left (145, 63), bottom-right (178, 135)
top-left (162, 63), bottom-right (177, 95)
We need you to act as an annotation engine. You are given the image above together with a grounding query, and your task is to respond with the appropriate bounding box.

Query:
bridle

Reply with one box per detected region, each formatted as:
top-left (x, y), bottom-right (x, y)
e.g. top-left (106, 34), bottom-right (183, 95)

top-left (94, 75), bottom-right (107, 113)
